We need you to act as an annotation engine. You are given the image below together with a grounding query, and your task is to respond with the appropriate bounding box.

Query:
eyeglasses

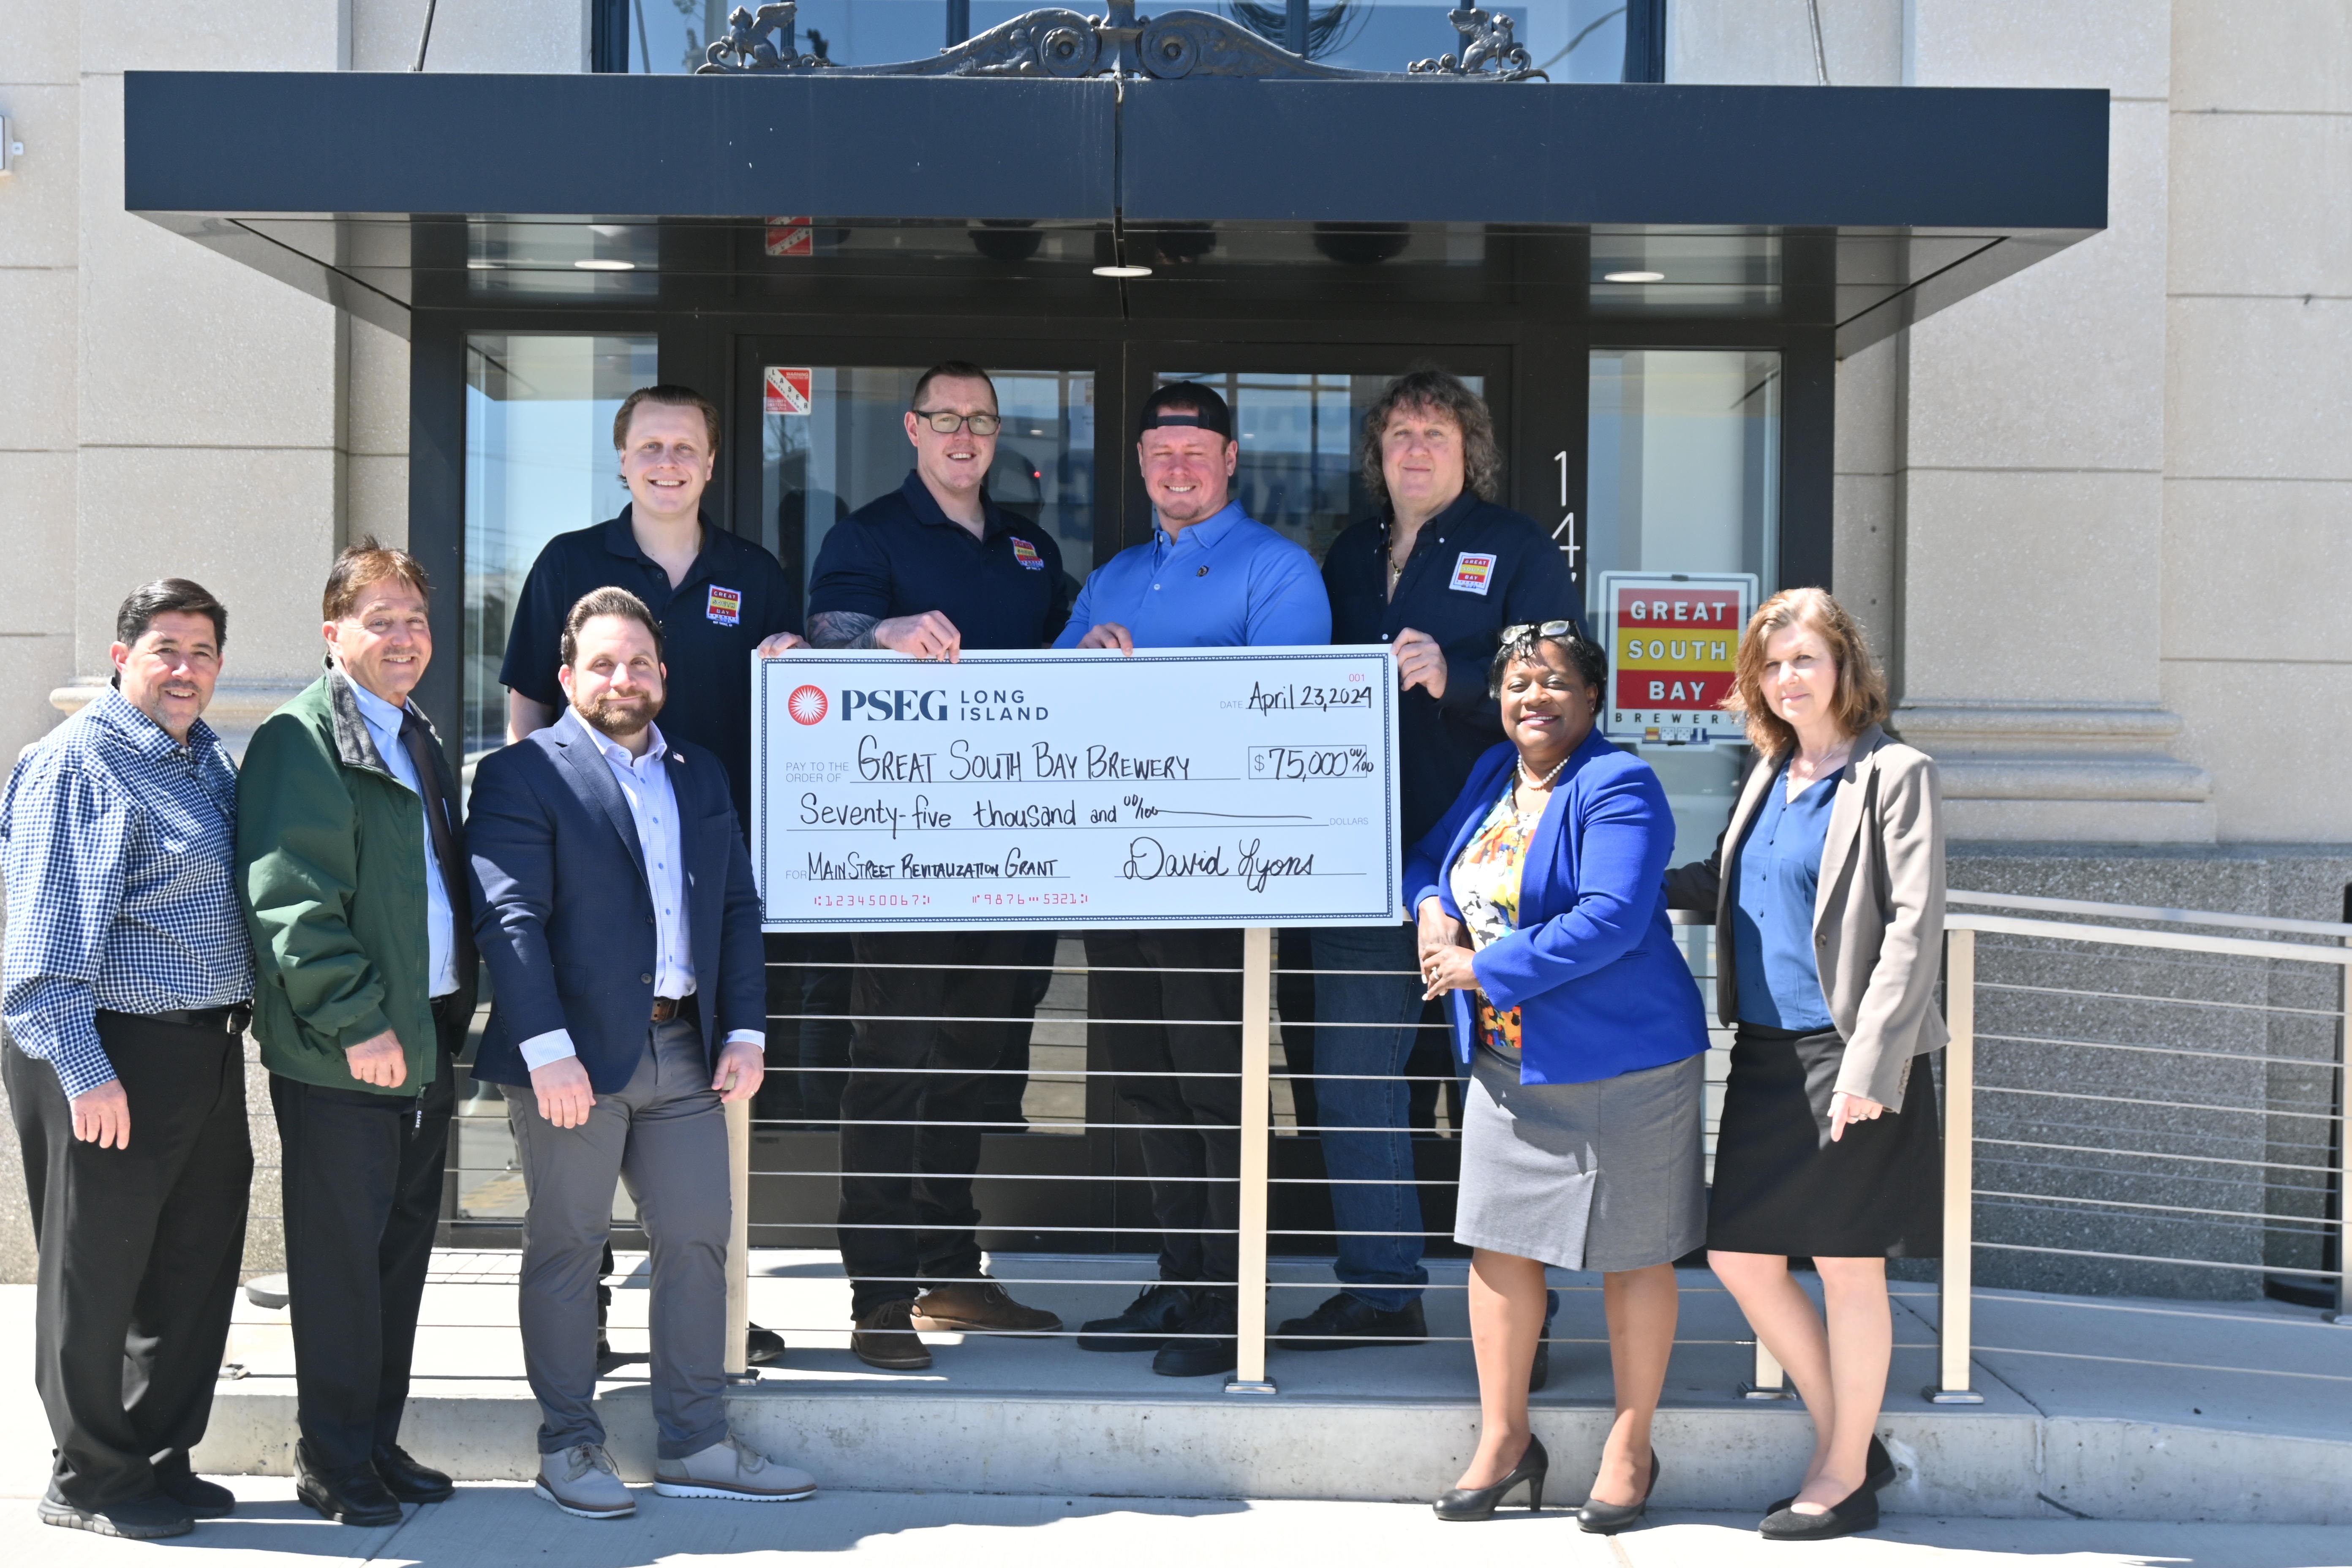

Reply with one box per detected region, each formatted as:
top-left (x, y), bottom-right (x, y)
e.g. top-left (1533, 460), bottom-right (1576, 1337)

top-left (912, 410), bottom-right (1002, 436)
top-left (1500, 620), bottom-right (1583, 641)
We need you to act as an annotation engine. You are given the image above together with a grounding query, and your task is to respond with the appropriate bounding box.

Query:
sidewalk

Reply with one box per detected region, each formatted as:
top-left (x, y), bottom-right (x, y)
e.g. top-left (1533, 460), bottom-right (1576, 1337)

top-left (5, 1482), bottom-right (2352, 1568)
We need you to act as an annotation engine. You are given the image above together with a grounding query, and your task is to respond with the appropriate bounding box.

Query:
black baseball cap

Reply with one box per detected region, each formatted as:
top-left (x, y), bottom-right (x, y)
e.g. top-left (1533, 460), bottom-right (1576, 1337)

top-left (1137, 381), bottom-right (1233, 441)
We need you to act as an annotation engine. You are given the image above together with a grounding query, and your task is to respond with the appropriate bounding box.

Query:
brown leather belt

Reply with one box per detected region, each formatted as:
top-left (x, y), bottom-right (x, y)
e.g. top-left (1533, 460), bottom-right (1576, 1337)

top-left (651, 996), bottom-right (694, 1024)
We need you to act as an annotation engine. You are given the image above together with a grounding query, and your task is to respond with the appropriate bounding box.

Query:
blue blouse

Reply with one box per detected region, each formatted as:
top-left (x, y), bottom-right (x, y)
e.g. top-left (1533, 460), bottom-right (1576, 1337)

top-left (1731, 761), bottom-right (1838, 1032)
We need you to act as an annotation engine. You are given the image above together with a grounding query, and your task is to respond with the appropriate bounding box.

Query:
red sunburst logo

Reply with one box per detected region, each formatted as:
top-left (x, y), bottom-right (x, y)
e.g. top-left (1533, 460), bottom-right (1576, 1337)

top-left (787, 685), bottom-right (829, 725)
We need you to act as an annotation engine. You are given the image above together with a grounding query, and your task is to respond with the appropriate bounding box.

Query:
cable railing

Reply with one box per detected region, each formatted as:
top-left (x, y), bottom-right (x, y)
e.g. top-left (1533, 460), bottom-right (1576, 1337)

top-left (393, 890), bottom-right (2352, 1397)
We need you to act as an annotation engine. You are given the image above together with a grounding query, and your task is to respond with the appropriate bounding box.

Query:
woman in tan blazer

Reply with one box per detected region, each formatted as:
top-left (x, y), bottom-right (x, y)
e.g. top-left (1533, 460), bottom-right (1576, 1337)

top-left (1665, 587), bottom-right (1945, 1544)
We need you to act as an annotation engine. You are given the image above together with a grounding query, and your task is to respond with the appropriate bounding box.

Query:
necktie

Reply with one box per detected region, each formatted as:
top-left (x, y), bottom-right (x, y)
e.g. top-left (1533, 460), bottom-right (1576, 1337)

top-left (399, 708), bottom-right (476, 970)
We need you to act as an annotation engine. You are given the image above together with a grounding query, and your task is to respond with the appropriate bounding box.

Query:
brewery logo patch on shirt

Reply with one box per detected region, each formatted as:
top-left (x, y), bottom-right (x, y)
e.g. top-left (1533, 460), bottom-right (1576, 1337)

top-left (1450, 553), bottom-right (1497, 595)
top-left (1010, 538), bottom-right (1044, 571)
top-left (706, 585), bottom-right (743, 626)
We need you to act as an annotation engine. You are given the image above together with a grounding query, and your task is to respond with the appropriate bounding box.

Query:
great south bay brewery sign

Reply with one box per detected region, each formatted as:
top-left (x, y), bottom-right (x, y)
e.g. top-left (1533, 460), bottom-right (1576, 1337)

top-left (1599, 572), bottom-right (1756, 748)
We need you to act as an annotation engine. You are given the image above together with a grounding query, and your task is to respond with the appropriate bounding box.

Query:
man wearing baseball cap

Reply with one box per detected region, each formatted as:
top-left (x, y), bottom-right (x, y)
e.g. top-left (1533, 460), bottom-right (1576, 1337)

top-left (1055, 381), bottom-right (1331, 1377)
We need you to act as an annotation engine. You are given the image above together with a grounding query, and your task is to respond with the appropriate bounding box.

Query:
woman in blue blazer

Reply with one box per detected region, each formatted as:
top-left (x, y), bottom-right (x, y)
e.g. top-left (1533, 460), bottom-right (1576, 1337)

top-left (1410, 622), bottom-right (1710, 1533)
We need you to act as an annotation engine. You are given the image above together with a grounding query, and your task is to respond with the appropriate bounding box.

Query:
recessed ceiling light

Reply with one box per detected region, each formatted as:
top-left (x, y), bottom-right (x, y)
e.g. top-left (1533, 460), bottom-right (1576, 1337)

top-left (1604, 270), bottom-right (1666, 283)
top-left (574, 258), bottom-right (637, 272)
top-left (1092, 264), bottom-right (1152, 278)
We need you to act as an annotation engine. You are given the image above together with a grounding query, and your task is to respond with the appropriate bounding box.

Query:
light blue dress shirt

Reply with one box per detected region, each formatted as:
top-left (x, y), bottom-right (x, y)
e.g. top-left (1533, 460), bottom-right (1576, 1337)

top-left (1730, 760), bottom-right (1839, 1033)
top-left (1052, 501), bottom-right (1332, 649)
top-left (346, 676), bottom-right (459, 999)
top-left (517, 708), bottom-right (764, 1072)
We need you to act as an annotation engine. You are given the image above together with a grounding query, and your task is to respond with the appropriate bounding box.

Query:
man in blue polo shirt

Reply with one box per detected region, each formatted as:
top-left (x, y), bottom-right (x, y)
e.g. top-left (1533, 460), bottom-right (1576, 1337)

top-left (1059, 382), bottom-right (1330, 1379)
top-left (804, 362), bottom-right (1070, 1370)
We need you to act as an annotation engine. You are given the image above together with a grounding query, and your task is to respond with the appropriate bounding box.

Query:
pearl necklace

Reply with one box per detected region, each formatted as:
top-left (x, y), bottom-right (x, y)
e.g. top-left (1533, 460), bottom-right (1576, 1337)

top-left (1518, 754), bottom-right (1570, 790)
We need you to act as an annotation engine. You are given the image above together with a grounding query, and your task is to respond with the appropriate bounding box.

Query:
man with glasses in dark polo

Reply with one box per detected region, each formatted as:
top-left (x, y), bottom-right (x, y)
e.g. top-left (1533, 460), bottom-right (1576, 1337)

top-left (805, 360), bottom-right (1072, 1369)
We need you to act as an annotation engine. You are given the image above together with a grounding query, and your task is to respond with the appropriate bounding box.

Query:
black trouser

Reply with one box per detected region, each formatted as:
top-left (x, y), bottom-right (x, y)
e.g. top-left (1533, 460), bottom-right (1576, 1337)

top-left (1084, 928), bottom-right (1243, 1293)
top-left (269, 995), bottom-right (463, 1472)
top-left (3, 1015), bottom-right (252, 1508)
top-left (837, 930), bottom-right (1039, 1318)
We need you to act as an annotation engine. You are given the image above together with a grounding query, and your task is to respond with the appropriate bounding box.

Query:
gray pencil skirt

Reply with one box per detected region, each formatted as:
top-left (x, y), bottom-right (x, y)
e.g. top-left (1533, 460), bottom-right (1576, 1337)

top-left (1452, 1048), bottom-right (1708, 1273)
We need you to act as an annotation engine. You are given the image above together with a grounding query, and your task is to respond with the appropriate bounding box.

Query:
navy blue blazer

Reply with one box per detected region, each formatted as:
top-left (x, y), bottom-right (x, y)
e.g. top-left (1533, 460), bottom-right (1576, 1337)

top-left (1403, 731), bottom-right (1711, 1086)
top-left (467, 720), bottom-right (768, 1093)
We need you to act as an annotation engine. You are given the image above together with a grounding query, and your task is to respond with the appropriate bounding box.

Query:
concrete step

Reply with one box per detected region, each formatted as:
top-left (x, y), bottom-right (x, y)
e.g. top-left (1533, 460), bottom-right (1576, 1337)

top-left (171, 1253), bottom-right (2352, 1525)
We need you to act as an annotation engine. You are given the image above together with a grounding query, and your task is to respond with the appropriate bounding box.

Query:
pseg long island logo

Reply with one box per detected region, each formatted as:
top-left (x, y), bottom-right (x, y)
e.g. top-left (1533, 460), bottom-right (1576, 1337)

top-left (787, 685), bottom-right (829, 725)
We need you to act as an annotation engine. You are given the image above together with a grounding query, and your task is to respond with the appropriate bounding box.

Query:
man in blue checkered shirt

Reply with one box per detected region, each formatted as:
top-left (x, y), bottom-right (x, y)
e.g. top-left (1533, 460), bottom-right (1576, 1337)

top-left (0, 579), bottom-right (254, 1543)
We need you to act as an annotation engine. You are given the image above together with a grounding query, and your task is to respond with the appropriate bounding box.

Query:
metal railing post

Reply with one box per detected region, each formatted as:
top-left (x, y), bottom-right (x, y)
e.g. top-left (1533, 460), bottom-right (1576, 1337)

top-left (2334, 934), bottom-right (2352, 1326)
top-left (724, 1094), bottom-right (754, 1382)
top-left (1228, 925), bottom-right (1277, 1394)
top-left (1740, 1339), bottom-right (1791, 1399)
top-left (1927, 926), bottom-right (1983, 1402)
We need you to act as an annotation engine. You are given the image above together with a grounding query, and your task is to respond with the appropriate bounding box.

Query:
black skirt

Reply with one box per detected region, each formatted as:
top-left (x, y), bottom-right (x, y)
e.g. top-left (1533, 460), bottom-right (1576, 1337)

top-left (1706, 1024), bottom-right (1942, 1259)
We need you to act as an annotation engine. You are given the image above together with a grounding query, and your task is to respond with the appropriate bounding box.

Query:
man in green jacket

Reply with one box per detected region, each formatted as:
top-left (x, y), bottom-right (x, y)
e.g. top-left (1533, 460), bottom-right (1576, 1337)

top-left (237, 540), bottom-right (476, 1528)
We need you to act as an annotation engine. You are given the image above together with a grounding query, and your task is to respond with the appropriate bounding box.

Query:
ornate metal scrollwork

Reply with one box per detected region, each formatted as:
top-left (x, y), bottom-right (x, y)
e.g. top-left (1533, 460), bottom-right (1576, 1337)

top-left (1407, 8), bottom-right (1544, 80)
top-left (701, 3), bottom-right (835, 73)
top-left (696, 0), bottom-right (1544, 79)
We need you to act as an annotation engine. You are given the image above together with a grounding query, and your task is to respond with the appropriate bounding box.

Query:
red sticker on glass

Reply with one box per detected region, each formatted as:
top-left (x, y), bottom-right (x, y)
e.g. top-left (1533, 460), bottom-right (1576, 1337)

top-left (765, 216), bottom-right (813, 257)
top-left (763, 367), bottom-right (811, 416)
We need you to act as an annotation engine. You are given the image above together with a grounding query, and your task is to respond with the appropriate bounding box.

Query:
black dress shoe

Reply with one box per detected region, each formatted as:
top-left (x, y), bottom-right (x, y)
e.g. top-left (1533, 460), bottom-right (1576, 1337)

top-left (746, 1323), bottom-right (787, 1366)
top-left (1432, 1434), bottom-right (1548, 1519)
top-left (1275, 1291), bottom-right (1427, 1351)
top-left (295, 1443), bottom-right (404, 1527)
top-left (150, 1456), bottom-right (236, 1517)
top-left (37, 1488), bottom-right (194, 1539)
top-left (1577, 1448), bottom-right (1660, 1535)
top-left (1152, 1292), bottom-right (1239, 1377)
top-left (1767, 1436), bottom-right (1897, 1514)
top-left (1761, 1484), bottom-right (1879, 1541)
top-left (1077, 1284), bottom-right (1196, 1352)
top-left (373, 1443), bottom-right (456, 1503)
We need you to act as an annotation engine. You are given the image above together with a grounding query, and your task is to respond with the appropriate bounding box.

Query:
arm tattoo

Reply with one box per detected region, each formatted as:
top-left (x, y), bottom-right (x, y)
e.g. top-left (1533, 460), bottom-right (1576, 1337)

top-left (808, 610), bottom-right (882, 650)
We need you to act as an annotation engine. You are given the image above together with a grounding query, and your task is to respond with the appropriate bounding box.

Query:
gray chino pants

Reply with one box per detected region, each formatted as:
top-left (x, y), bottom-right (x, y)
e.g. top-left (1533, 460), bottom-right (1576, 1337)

top-left (509, 1017), bottom-right (730, 1460)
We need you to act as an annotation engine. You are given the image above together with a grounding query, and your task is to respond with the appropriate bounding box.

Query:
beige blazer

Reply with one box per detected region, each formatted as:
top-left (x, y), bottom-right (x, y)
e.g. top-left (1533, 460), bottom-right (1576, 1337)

top-left (1663, 724), bottom-right (1947, 1110)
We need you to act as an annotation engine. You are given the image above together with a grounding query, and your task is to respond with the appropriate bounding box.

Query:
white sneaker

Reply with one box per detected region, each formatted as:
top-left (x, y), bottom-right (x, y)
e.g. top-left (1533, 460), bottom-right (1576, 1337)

top-left (535, 1443), bottom-right (635, 1519)
top-left (653, 1434), bottom-right (817, 1501)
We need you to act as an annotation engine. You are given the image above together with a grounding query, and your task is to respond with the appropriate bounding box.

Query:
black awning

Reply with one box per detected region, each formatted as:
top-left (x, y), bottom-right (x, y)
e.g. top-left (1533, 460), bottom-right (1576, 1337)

top-left (125, 71), bottom-right (2107, 351)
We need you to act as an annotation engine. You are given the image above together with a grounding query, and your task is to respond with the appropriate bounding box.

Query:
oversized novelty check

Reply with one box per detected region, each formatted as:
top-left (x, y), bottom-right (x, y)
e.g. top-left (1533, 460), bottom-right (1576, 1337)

top-left (749, 647), bottom-right (1401, 931)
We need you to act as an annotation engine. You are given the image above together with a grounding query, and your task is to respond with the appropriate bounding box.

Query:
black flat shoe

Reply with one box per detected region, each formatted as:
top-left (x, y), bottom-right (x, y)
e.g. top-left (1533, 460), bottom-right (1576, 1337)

top-left (1432, 1435), bottom-right (1548, 1520)
top-left (373, 1443), bottom-right (456, 1504)
top-left (1767, 1436), bottom-right (1897, 1513)
top-left (1760, 1484), bottom-right (1880, 1541)
top-left (1078, 1284), bottom-right (1197, 1352)
top-left (295, 1443), bottom-right (404, 1528)
top-left (1275, 1291), bottom-right (1427, 1351)
top-left (1577, 1448), bottom-right (1660, 1534)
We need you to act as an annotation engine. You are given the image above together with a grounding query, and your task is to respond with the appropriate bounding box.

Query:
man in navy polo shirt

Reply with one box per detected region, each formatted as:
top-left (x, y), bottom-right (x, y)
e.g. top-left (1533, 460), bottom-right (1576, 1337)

top-left (1057, 382), bottom-right (1331, 1380)
top-left (804, 362), bottom-right (1069, 1369)
top-left (500, 384), bottom-right (805, 826)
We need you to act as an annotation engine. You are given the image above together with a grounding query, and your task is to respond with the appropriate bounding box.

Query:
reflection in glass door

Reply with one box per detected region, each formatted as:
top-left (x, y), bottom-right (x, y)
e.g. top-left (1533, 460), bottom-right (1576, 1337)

top-left (462, 333), bottom-right (659, 769)
top-left (759, 364), bottom-right (1096, 622)
top-left (1587, 348), bottom-right (1782, 865)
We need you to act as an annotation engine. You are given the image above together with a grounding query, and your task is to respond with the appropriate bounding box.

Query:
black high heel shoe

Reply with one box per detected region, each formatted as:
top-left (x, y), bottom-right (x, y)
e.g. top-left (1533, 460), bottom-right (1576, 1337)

top-left (1576, 1448), bottom-right (1660, 1534)
top-left (1767, 1436), bottom-right (1897, 1514)
top-left (1432, 1435), bottom-right (1548, 1520)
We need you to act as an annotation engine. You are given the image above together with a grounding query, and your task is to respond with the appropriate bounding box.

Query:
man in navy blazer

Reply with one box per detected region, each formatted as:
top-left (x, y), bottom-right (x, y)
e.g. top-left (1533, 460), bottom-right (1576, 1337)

top-left (468, 587), bottom-right (815, 1520)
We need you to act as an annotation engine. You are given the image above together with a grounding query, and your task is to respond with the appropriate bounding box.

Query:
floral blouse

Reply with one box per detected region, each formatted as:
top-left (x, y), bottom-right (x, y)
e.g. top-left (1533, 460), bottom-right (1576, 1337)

top-left (1448, 778), bottom-right (1542, 1062)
